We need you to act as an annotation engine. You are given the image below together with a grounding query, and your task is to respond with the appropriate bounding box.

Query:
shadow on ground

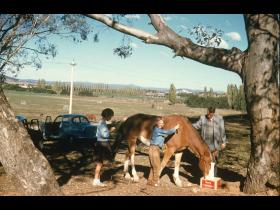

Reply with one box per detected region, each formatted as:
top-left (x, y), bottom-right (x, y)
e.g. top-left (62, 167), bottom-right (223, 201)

top-left (33, 114), bottom-right (249, 188)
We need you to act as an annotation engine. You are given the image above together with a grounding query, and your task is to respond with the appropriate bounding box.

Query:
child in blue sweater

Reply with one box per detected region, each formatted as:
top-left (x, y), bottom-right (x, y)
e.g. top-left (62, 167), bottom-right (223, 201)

top-left (147, 117), bottom-right (179, 186)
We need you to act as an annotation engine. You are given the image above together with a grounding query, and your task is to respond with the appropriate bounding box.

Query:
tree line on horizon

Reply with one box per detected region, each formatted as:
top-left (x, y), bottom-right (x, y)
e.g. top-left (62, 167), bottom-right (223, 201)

top-left (169, 83), bottom-right (246, 111)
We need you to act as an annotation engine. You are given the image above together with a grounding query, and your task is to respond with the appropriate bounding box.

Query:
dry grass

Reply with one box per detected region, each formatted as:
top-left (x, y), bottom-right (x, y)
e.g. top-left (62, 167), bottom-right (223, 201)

top-left (4, 90), bottom-right (242, 121)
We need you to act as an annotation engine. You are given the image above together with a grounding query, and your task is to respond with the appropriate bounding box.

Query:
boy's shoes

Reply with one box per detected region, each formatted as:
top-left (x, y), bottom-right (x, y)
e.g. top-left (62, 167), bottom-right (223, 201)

top-left (92, 179), bottom-right (107, 187)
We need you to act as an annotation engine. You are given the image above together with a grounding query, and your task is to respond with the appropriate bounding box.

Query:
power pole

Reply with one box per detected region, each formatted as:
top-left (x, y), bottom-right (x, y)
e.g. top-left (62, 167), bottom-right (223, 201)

top-left (69, 59), bottom-right (76, 114)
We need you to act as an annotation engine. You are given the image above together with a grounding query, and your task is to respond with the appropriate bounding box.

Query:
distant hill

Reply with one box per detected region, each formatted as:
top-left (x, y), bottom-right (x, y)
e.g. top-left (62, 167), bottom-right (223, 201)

top-left (5, 76), bottom-right (224, 94)
top-left (5, 76), bottom-right (20, 83)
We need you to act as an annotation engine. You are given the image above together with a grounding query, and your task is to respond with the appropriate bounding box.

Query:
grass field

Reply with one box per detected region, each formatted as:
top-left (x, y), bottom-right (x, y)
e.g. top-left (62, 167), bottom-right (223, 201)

top-left (4, 90), bottom-right (242, 121)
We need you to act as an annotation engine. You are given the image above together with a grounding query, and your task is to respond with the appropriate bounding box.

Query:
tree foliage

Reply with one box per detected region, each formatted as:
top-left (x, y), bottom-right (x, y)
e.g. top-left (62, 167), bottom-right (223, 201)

top-left (227, 84), bottom-right (246, 111)
top-left (0, 14), bottom-right (94, 84)
top-left (187, 24), bottom-right (223, 47)
top-left (168, 83), bottom-right (176, 105)
top-left (181, 93), bottom-right (229, 109)
top-left (36, 79), bottom-right (46, 89)
top-left (51, 81), bottom-right (63, 95)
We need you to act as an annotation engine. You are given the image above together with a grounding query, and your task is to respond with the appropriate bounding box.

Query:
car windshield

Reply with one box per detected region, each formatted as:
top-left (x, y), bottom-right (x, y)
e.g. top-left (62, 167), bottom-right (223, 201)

top-left (72, 117), bottom-right (80, 123)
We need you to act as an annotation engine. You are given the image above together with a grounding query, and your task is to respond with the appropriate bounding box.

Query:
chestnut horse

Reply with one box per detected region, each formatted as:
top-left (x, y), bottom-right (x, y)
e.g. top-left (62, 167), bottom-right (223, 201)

top-left (112, 113), bottom-right (212, 187)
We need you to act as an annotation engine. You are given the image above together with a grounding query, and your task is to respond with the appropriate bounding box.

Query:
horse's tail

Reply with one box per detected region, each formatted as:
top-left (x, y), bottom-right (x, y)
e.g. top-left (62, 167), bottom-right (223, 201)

top-left (111, 122), bottom-right (125, 160)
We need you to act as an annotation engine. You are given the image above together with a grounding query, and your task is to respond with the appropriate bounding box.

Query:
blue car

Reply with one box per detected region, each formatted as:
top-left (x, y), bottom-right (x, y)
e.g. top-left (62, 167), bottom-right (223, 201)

top-left (43, 114), bottom-right (97, 142)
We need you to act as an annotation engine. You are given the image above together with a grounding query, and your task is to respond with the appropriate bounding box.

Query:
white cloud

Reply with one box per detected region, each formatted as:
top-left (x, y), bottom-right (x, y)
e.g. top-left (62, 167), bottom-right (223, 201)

top-left (130, 42), bottom-right (138, 49)
top-left (225, 32), bottom-right (241, 41)
top-left (124, 14), bottom-right (140, 19)
top-left (218, 39), bottom-right (230, 49)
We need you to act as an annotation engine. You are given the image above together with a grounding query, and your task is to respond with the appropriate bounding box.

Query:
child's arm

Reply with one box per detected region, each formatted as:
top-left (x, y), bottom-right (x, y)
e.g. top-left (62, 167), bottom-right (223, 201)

top-left (158, 128), bottom-right (176, 136)
top-left (192, 116), bottom-right (202, 129)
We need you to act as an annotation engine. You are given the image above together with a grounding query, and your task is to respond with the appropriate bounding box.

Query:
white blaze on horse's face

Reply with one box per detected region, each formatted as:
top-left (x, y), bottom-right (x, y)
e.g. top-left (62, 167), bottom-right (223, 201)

top-left (206, 162), bottom-right (215, 179)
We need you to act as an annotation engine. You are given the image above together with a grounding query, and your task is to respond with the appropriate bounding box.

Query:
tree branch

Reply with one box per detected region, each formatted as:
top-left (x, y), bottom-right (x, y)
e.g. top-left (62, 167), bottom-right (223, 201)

top-left (148, 14), bottom-right (167, 32)
top-left (0, 15), bottom-right (21, 42)
top-left (85, 14), bottom-right (159, 43)
top-left (86, 14), bottom-right (246, 76)
top-left (0, 15), bottom-right (50, 71)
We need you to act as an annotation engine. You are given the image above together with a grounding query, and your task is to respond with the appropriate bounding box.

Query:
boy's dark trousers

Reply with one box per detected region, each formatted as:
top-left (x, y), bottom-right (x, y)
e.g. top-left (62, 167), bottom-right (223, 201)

top-left (148, 145), bottom-right (161, 185)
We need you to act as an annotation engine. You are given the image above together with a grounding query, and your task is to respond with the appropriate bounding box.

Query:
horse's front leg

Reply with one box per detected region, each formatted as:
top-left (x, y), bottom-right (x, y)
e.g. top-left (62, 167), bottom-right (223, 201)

top-left (173, 152), bottom-right (183, 187)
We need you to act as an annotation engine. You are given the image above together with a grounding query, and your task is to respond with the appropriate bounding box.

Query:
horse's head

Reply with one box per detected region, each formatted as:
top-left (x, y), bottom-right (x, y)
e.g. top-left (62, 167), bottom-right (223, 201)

top-left (198, 150), bottom-right (212, 177)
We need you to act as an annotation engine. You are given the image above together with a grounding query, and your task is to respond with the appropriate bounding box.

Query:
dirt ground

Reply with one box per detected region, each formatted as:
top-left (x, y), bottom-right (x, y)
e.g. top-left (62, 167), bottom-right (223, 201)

top-left (0, 114), bottom-right (278, 196)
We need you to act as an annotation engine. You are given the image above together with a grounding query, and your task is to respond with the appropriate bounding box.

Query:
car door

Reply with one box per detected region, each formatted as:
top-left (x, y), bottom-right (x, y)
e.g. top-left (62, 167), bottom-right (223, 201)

top-left (80, 116), bottom-right (90, 138)
top-left (70, 116), bottom-right (83, 138)
top-left (60, 116), bottom-right (71, 138)
top-left (52, 116), bottom-right (63, 138)
top-left (43, 116), bottom-right (53, 139)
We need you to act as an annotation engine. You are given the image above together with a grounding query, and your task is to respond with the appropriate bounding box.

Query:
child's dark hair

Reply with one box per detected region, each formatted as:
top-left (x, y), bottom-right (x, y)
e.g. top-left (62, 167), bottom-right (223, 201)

top-left (153, 116), bottom-right (163, 127)
top-left (101, 108), bottom-right (114, 118)
top-left (207, 106), bottom-right (216, 113)
top-left (156, 116), bottom-right (163, 122)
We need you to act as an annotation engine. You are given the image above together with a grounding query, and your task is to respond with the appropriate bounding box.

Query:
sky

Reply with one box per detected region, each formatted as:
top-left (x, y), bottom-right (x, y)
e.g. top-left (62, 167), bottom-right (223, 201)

top-left (14, 14), bottom-right (247, 92)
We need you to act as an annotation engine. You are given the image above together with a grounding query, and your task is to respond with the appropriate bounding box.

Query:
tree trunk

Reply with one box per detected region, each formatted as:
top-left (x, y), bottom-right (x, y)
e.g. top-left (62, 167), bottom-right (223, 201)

top-left (242, 14), bottom-right (279, 193)
top-left (0, 88), bottom-right (62, 195)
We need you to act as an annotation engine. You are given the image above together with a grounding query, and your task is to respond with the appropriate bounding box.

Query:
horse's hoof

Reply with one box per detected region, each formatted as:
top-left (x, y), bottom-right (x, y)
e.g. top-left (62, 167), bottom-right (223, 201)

top-left (124, 173), bottom-right (131, 180)
top-left (175, 181), bottom-right (183, 187)
top-left (173, 176), bottom-right (183, 187)
top-left (186, 182), bottom-right (192, 187)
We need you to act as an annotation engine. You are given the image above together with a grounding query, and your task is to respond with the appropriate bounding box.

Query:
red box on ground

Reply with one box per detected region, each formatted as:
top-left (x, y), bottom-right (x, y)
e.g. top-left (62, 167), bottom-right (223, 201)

top-left (200, 177), bottom-right (222, 190)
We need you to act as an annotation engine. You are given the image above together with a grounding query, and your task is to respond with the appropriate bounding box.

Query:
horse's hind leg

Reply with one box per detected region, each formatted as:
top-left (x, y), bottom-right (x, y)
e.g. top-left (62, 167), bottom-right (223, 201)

top-left (124, 151), bottom-right (131, 180)
top-left (124, 138), bottom-right (139, 182)
top-left (173, 152), bottom-right (183, 187)
top-left (129, 141), bottom-right (139, 182)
